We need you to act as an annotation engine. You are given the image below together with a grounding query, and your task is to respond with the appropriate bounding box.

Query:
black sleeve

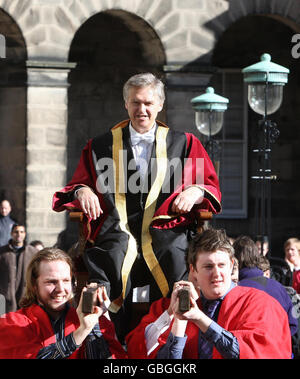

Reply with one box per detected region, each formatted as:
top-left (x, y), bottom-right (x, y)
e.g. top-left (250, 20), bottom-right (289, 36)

top-left (84, 322), bottom-right (112, 359)
top-left (36, 333), bottom-right (80, 359)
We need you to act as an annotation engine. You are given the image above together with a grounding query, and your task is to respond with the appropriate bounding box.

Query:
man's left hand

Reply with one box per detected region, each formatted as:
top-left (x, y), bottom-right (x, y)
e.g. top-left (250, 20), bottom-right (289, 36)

top-left (171, 186), bottom-right (204, 214)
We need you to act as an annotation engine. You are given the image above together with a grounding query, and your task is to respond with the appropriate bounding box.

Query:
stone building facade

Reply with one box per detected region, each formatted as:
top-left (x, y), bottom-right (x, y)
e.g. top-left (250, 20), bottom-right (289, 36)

top-left (0, 0), bottom-right (300, 257)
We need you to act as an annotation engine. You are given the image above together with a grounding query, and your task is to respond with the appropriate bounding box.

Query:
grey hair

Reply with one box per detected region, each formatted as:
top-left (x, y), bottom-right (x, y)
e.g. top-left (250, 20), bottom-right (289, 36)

top-left (123, 72), bottom-right (165, 104)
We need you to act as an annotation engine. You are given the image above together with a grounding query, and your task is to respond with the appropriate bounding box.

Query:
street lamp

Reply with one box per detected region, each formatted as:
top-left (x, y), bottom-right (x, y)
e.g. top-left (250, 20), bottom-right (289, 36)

top-left (191, 87), bottom-right (229, 175)
top-left (242, 53), bottom-right (289, 255)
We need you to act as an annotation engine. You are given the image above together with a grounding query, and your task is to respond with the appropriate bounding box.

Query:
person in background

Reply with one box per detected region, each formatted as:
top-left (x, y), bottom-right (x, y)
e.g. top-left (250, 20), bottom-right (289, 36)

top-left (0, 224), bottom-right (37, 312)
top-left (0, 199), bottom-right (15, 247)
top-left (259, 247), bottom-right (300, 358)
top-left (30, 240), bottom-right (44, 251)
top-left (257, 255), bottom-right (271, 278)
top-left (231, 256), bottom-right (239, 284)
top-left (284, 238), bottom-right (300, 294)
top-left (255, 235), bottom-right (269, 256)
top-left (234, 235), bottom-right (298, 340)
top-left (0, 247), bottom-right (127, 359)
top-left (126, 229), bottom-right (292, 359)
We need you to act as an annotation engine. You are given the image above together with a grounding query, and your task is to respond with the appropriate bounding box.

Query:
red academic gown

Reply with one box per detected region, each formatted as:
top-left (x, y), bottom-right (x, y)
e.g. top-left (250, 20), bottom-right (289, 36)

top-left (52, 121), bottom-right (221, 311)
top-left (292, 270), bottom-right (300, 294)
top-left (0, 304), bottom-right (127, 359)
top-left (125, 286), bottom-right (292, 359)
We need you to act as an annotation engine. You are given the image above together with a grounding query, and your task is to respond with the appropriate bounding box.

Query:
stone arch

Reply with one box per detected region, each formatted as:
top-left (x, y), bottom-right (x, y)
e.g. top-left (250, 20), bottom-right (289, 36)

top-left (189, 0), bottom-right (300, 65)
top-left (212, 15), bottom-right (295, 68)
top-left (56, 0), bottom-right (202, 65)
top-left (206, 0), bottom-right (300, 38)
top-left (0, 0), bottom-right (207, 65)
top-left (211, 14), bottom-right (300, 255)
top-left (48, 1), bottom-right (171, 63)
top-left (0, 7), bottom-right (27, 224)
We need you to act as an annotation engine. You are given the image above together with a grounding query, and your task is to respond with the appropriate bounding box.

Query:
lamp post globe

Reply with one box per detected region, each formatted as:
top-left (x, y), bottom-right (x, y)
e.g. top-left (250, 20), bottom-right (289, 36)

top-left (242, 53), bottom-right (289, 116)
top-left (191, 87), bottom-right (229, 137)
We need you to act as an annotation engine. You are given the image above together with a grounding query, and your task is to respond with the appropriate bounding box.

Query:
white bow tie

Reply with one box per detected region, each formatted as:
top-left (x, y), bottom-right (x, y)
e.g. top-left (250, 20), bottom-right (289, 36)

top-left (131, 133), bottom-right (155, 146)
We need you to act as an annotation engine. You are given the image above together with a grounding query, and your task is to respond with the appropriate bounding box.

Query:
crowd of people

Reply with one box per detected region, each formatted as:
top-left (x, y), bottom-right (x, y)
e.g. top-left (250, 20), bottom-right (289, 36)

top-left (0, 72), bottom-right (300, 360)
top-left (0, 222), bottom-right (299, 359)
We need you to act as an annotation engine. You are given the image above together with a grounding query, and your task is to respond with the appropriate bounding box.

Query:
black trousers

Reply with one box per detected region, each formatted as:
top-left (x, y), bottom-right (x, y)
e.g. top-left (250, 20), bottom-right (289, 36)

top-left (83, 225), bottom-right (191, 341)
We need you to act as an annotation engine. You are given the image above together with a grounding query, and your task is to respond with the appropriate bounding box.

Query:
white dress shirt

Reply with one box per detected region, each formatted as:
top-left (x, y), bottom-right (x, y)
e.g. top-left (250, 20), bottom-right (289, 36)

top-left (129, 123), bottom-right (156, 182)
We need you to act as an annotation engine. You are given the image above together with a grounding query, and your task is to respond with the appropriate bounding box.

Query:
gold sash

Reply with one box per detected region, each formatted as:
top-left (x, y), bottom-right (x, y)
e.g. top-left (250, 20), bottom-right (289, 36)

top-left (109, 123), bottom-right (169, 313)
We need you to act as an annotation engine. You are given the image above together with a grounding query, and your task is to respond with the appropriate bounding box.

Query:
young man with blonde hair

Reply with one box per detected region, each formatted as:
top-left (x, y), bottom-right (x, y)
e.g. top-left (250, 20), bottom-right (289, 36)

top-left (0, 248), bottom-right (126, 359)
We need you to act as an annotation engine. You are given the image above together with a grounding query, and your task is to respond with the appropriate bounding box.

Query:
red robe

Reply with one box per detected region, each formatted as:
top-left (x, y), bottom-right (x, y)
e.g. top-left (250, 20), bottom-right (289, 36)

top-left (125, 286), bottom-right (292, 359)
top-left (0, 304), bottom-right (127, 359)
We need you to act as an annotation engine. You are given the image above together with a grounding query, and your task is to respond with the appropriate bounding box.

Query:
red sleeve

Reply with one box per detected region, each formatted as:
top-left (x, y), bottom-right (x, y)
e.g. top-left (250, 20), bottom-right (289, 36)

top-left (292, 270), bottom-right (300, 294)
top-left (52, 140), bottom-right (97, 213)
top-left (99, 315), bottom-right (128, 359)
top-left (153, 133), bottom-right (221, 222)
top-left (125, 298), bottom-right (172, 359)
top-left (0, 311), bottom-right (45, 359)
top-left (185, 133), bottom-right (221, 213)
top-left (52, 140), bottom-right (107, 242)
top-left (214, 287), bottom-right (292, 359)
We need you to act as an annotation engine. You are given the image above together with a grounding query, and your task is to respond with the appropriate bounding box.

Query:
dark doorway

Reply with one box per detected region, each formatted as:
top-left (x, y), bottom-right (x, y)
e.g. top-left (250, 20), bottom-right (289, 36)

top-left (0, 8), bottom-right (27, 224)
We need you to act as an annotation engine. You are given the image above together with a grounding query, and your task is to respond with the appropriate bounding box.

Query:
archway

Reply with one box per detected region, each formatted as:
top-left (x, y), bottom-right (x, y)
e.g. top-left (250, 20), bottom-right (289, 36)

top-left (211, 15), bottom-right (300, 256)
top-left (0, 8), bottom-right (27, 224)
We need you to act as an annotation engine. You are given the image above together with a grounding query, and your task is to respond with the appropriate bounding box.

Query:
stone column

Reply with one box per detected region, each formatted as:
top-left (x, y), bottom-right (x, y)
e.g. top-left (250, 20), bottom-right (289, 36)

top-left (26, 61), bottom-right (76, 247)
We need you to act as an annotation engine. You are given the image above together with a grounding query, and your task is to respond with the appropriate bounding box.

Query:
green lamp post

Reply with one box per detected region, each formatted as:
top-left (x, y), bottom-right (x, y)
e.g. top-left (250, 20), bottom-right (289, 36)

top-left (242, 53), bottom-right (289, 255)
top-left (191, 87), bottom-right (229, 175)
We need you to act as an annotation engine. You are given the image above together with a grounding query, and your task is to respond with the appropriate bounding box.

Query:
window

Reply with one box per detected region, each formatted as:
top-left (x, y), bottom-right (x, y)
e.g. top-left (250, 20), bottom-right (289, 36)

top-left (201, 69), bottom-right (248, 218)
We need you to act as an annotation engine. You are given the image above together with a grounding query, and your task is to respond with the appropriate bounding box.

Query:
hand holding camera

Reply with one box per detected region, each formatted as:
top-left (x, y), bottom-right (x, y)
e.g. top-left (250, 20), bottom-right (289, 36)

top-left (168, 281), bottom-right (199, 318)
top-left (82, 282), bottom-right (110, 314)
top-left (74, 284), bottom-right (111, 346)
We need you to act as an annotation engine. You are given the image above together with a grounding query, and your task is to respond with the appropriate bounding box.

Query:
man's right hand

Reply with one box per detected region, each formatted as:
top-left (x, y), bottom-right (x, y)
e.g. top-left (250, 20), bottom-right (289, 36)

top-left (167, 280), bottom-right (199, 316)
top-left (73, 286), bottom-right (109, 346)
top-left (75, 187), bottom-right (102, 220)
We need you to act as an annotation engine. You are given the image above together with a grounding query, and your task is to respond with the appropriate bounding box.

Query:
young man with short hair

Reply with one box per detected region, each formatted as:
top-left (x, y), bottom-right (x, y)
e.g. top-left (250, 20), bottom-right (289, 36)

top-left (0, 224), bottom-right (37, 312)
top-left (126, 228), bottom-right (292, 359)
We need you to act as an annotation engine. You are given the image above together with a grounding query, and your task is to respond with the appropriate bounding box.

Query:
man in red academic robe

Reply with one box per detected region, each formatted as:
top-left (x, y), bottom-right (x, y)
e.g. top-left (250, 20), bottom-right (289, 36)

top-left (52, 73), bottom-right (221, 340)
top-left (0, 248), bottom-right (126, 359)
top-left (126, 229), bottom-right (292, 359)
